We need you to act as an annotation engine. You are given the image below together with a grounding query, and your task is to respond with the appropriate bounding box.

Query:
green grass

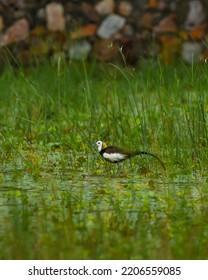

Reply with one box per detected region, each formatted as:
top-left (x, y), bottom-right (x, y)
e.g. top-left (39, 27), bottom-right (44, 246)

top-left (0, 58), bottom-right (208, 259)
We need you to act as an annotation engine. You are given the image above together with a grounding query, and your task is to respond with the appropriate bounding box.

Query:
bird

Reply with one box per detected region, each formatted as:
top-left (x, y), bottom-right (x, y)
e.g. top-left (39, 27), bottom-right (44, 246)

top-left (96, 140), bottom-right (165, 172)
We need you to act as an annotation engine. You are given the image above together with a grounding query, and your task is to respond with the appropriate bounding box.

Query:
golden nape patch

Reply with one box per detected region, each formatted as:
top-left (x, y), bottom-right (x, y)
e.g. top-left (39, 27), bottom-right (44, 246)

top-left (102, 142), bottom-right (107, 149)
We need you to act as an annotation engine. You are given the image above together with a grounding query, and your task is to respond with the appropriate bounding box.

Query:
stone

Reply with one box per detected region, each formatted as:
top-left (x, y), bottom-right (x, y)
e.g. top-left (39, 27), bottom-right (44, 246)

top-left (97, 14), bottom-right (126, 39)
top-left (95, 0), bottom-right (115, 15)
top-left (118, 1), bottom-right (133, 17)
top-left (1, 18), bottom-right (29, 45)
top-left (184, 0), bottom-right (206, 30)
top-left (81, 3), bottom-right (99, 22)
top-left (71, 24), bottom-right (97, 40)
top-left (93, 39), bottom-right (119, 62)
top-left (122, 24), bottom-right (134, 36)
top-left (159, 36), bottom-right (181, 63)
top-left (188, 24), bottom-right (207, 40)
top-left (157, 0), bottom-right (167, 11)
top-left (30, 26), bottom-right (47, 37)
top-left (46, 2), bottom-right (65, 32)
top-left (181, 42), bottom-right (202, 63)
top-left (29, 39), bottom-right (49, 56)
top-left (154, 14), bottom-right (177, 33)
top-left (140, 12), bottom-right (154, 29)
top-left (147, 0), bottom-right (158, 9)
top-left (69, 40), bottom-right (91, 60)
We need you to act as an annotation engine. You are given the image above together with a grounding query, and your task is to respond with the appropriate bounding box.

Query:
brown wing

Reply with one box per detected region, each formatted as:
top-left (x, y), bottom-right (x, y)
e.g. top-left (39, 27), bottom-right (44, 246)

top-left (103, 146), bottom-right (135, 157)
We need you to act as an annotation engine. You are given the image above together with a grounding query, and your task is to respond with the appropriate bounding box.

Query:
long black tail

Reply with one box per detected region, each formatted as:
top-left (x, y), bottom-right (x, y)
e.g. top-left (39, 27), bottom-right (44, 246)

top-left (135, 151), bottom-right (166, 170)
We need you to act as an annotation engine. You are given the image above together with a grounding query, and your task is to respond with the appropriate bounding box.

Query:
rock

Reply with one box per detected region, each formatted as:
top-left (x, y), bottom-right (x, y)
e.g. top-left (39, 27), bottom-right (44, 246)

top-left (81, 3), bottom-right (99, 22)
top-left (97, 14), bottom-right (126, 39)
top-left (146, 0), bottom-right (168, 10)
top-left (30, 26), bottom-right (47, 37)
top-left (1, 18), bottom-right (29, 45)
top-left (147, 0), bottom-right (158, 9)
top-left (95, 0), bottom-right (115, 15)
top-left (181, 42), bottom-right (202, 63)
top-left (69, 40), bottom-right (91, 60)
top-left (154, 14), bottom-right (177, 33)
top-left (188, 24), bottom-right (207, 40)
top-left (71, 24), bottom-right (97, 40)
top-left (93, 39), bottom-right (119, 62)
top-left (29, 39), bottom-right (49, 56)
top-left (140, 12), bottom-right (154, 29)
top-left (159, 36), bottom-right (181, 63)
top-left (122, 24), bottom-right (134, 36)
top-left (184, 0), bottom-right (206, 30)
top-left (46, 2), bottom-right (65, 32)
top-left (157, 0), bottom-right (167, 11)
top-left (118, 1), bottom-right (133, 17)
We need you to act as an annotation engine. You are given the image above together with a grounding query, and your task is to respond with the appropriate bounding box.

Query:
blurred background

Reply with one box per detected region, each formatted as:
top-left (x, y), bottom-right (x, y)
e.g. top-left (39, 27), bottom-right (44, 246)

top-left (0, 0), bottom-right (208, 68)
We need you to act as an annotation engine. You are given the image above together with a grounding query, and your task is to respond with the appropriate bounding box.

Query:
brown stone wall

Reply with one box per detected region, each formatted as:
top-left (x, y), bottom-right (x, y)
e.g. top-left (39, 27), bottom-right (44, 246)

top-left (0, 0), bottom-right (208, 67)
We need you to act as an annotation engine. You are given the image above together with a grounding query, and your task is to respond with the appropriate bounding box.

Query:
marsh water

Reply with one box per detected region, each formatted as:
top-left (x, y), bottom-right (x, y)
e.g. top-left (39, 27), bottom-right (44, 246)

top-left (0, 157), bottom-right (207, 259)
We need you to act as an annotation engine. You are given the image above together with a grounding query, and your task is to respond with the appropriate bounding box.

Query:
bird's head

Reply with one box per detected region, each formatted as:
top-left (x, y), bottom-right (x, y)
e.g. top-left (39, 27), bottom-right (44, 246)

top-left (96, 140), bottom-right (107, 152)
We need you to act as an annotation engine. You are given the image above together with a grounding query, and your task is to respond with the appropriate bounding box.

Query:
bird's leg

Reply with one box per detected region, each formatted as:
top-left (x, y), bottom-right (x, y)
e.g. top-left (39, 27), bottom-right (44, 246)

top-left (117, 162), bottom-right (121, 175)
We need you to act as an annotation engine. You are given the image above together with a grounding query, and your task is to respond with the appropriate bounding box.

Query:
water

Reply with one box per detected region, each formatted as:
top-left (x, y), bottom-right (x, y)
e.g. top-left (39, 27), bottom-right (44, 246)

top-left (0, 161), bottom-right (208, 259)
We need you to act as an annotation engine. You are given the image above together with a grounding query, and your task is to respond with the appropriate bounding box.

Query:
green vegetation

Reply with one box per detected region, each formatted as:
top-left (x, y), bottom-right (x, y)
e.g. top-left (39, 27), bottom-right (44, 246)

top-left (0, 58), bottom-right (208, 259)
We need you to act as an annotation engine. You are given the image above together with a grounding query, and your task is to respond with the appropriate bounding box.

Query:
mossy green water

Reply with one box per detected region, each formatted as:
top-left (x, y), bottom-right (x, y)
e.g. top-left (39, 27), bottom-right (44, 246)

top-left (0, 59), bottom-right (208, 259)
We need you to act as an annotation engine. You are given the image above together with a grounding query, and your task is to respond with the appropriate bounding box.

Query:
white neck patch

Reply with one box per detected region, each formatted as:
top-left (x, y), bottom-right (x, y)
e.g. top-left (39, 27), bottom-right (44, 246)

top-left (96, 141), bottom-right (103, 152)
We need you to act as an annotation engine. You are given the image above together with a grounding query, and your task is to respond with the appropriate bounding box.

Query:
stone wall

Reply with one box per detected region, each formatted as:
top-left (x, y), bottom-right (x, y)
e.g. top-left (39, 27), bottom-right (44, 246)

top-left (0, 0), bottom-right (208, 67)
